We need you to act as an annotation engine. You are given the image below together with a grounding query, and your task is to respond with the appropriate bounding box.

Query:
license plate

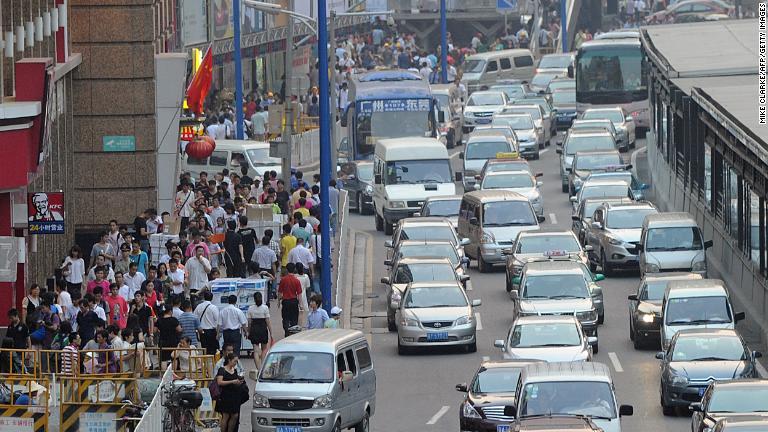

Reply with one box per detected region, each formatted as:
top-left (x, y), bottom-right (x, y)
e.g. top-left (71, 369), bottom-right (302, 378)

top-left (427, 332), bottom-right (449, 341)
top-left (698, 387), bottom-right (706, 397)
top-left (476, 118), bottom-right (491, 124)
top-left (497, 425), bottom-right (511, 432)
top-left (276, 427), bottom-right (302, 432)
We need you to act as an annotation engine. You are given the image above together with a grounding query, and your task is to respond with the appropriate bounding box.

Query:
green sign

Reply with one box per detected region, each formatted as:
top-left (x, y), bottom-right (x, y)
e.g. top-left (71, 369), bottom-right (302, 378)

top-left (102, 135), bottom-right (136, 152)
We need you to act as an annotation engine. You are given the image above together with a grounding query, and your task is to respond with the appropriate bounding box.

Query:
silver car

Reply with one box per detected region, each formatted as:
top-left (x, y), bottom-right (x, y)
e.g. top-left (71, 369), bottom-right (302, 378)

top-left (571, 197), bottom-right (635, 246)
top-left (386, 240), bottom-right (470, 281)
top-left (386, 217), bottom-right (468, 261)
top-left (567, 150), bottom-right (625, 197)
top-left (501, 104), bottom-right (548, 147)
top-left (396, 281), bottom-right (481, 354)
top-left (479, 170), bottom-right (544, 218)
top-left (581, 107), bottom-right (636, 151)
top-left (570, 178), bottom-right (633, 213)
top-left (463, 91), bottom-right (510, 133)
top-left (492, 114), bottom-right (540, 159)
top-left (460, 135), bottom-right (515, 190)
top-left (691, 380), bottom-right (768, 432)
top-left (494, 315), bottom-right (594, 362)
top-left (558, 130), bottom-right (618, 192)
top-left (503, 230), bottom-right (590, 291)
top-left (585, 201), bottom-right (659, 274)
top-left (570, 119), bottom-right (619, 142)
top-left (415, 196), bottom-right (462, 229)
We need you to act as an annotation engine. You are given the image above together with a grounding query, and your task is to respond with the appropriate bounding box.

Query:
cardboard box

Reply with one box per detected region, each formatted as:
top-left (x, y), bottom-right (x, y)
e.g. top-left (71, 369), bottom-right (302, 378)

top-left (162, 215), bottom-right (181, 235)
top-left (245, 204), bottom-right (273, 221)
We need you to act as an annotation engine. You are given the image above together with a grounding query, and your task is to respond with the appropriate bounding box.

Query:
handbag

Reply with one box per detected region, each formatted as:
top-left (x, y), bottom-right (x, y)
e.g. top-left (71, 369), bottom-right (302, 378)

top-left (30, 326), bottom-right (46, 343)
top-left (238, 381), bottom-right (250, 405)
top-left (208, 378), bottom-right (221, 401)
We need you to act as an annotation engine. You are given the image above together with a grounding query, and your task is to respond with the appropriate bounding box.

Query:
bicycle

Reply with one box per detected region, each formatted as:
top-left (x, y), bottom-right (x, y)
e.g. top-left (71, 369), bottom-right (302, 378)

top-left (115, 399), bottom-right (148, 432)
top-left (162, 380), bottom-right (203, 432)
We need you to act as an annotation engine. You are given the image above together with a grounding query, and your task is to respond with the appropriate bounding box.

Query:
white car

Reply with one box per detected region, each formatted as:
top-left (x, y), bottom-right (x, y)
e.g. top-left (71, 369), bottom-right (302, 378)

top-left (463, 91), bottom-right (510, 133)
top-left (581, 107), bottom-right (637, 151)
top-left (494, 315), bottom-right (594, 362)
top-left (479, 170), bottom-right (544, 218)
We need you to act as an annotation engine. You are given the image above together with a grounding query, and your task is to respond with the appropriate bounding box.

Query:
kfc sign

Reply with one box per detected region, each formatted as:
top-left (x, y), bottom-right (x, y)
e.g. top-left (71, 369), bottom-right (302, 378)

top-left (28, 192), bottom-right (65, 234)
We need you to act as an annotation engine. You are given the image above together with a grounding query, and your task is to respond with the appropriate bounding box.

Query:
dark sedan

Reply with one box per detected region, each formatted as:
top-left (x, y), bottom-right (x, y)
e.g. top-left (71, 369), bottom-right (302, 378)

top-left (657, 329), bottom-right (762, 416)
top-left (691, 380), bottom-right (768, 432)
top-left (457, 360), bottom-right (541, 432)
top-left (552, 89), bottom-right (577, 130)
top-left (339, 161), bottom-right (374, 215)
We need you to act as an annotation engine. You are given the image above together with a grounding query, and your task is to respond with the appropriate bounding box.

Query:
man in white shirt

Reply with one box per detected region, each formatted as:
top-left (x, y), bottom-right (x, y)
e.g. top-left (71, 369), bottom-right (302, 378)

top-left (209, 198), bottom-right (227, 226)
top-left (175, 182), bottom-right (195, 230)
top-left (123, 263), bottom-right (146, 301)
top-left (115, 272), bottom-right (132, 304)
top-left (287, 238), bottom-right (316, 269)
top-left (87, 254), bottom-right (116, 283)
top-left (168, 259), bottom-right (186, 296)
top-left (194, 291), bottom-right (221, 355)
top-left (185, 246), bottom-right (212, 296)
top-left (419, 62), bottom-right (432, 81)
top-left (250, 106), bottom-right (268, 141)
top-left (205, 122), bottom-right (220, 139)
top-left (219, 294), bottom-right (247, 355)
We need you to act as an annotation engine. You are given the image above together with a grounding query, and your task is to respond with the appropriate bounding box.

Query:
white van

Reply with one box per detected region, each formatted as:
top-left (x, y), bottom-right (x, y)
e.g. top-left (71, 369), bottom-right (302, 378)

top-left (251, 329), bottom-right (375, 432)
top-left (182, 140), bottom-right (282, 179)
top-left (461, 49), bottom-right (536, 93)
top-left (373, 137), bottom-right (459, 235)
top-left (660, 279), bottom-right (745, 349)
top-left (638, 212), bottom-right (713, 278)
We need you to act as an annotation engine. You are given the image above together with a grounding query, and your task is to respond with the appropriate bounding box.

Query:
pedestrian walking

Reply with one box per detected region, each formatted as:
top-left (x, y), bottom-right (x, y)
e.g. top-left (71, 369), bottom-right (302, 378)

top-left (246, 292), bottom-right (273, 369)
top-left (194, 291), bottom-right (220, 355)
top-left (215, 352), bottom-right (246, 432)
top-left (219, 295), bottom-right (247, 355)
top-left (278, 264), bottom-right (302, 336)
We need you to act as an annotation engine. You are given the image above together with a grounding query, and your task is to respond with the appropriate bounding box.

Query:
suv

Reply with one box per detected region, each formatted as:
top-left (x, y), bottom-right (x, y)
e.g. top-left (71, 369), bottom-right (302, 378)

top-left (510, 260), bottom-right (602, 349)
top-left (584, 201), bottom-right (659, 275)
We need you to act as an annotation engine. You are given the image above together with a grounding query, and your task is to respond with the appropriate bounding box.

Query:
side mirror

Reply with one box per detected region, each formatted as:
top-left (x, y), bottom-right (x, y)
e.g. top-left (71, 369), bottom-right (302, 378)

top-left (384, 240), bottom-right (393, 248)
top-left (374, 174), bottom-right (382, 184)
top-left (635, 243), bottom-right (644, 252)
top-left (627, 294), bottom-right (638, 301)
top-left (584, 245), bottom-right (593, 252)
top-left (591, 221), bottom-right (603, 230)
top-left (640, 183), bottom-right (650, 190)
top-left (537, 215), bottom-right (546, 223)
top-left (689, 402), bottom-right (703, 412)
top-left (625, 164), bottom-right (633, 170)
top-left (567, 65), bottom-right (574, 78)
top-left (512, 277), bottom-right (521, 285)
top-left (569, 196), bottom-right (577, 203)
top-left (459, 152), bottom-right (464, 159)
top-left (510, 290), bottom-right (520, 300)
top-left (438, 110), bottom-right (446, 123)
top-left (455, 383), bottom-right (468, 392)
top-left (460, 238), bottom-right (471, 246)
top-left (535, 172), bottom-right (543, 178)
top-left (594, 273), bottom-right (605, 282)
top-left (413, 212), bottom-right (421, 217)
top-left (341, 371), bottom-right (354, 383)
top-left (469, 217), bottom-right (479, 226)
top-left (461, 256), bottom-right (470, 265)
top-left (471, 299), bottom-right (482, 307)
top-left (571, 215), bottom-right (580, 221)
top-left (494, 340), bottom-right (505, 349)
top-left (754, 351), bottom-right (763, 359)
top-left (384, 259), bottom-right (393, 267)
top-left (704, 240), bottom-right (714, 249)
top-left (380, 277), bottom-right (391, 285)
top-left (536, 181), bottom-right (543, 187)
top-left (556, 148), bottom-right (562, 154)
top-left (735, 311), bottom-right (746, 322)
top-left (619, 405), bottom-right (634, 417)
top-left (455, 172), bottom-right (464, 182)
top-left (655, 351), bottom-right (665, 360)
top-left (460, 275), bottom-right (471, 283)
top-left (587, 336), bottom-right (598, 345)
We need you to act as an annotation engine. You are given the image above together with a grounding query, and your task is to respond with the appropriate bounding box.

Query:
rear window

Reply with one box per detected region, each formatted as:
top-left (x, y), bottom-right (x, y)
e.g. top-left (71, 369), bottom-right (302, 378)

top-left (514, 55), bottom-right (534, 67)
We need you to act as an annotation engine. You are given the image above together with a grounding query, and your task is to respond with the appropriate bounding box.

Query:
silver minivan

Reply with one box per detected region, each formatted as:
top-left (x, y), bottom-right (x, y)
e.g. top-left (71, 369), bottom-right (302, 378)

top-left (638, 212), bottom-right (713, 278)
top-left (252, 329), bottom-right (375, 432)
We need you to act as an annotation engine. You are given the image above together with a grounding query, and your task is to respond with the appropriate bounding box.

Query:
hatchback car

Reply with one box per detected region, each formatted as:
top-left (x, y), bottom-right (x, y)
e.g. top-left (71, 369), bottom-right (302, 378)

top-left (580, 107), bottom-right (636, 151)
top-left (657, 329), bottom-right (762, 416)
top-left (692, 380), bottom-right (768, 432)
top-left (502, 104), bottom-right (549, 146)
top-left (551, 89), bottom-right (577, 130)
top-left (396, 281), bottom-right (481, 354)
top-left (583, 170), bottom-right (649, 201)
top-left (584, 201), bottom-right (659, 274)
top-left (568, 150), bottom-right (625, 196)
top-left (415, 196), bottom-right (462, 229)
top-left (627, 272), bottom-right (703, 349)
top-left (516, 97), bottom-right (556, 142)
top-left (558, 130), bottom-right (618, 192)
top-left (386, 240), bottom-right (469, 279)
top-left (461, 135), bottom-right (517, 190)
top-left (495, 315), bottom-right (595, 362)
top-left (463, 91), bottom-right (510, 133)
top-left (456, 360), bottom-right (542, 432)
top-left (479, 170), bottom-right (544, 218)
top-left (536, 53), bottom-right (574, 77)
top-left (504, 231), bottom-right (589, 291)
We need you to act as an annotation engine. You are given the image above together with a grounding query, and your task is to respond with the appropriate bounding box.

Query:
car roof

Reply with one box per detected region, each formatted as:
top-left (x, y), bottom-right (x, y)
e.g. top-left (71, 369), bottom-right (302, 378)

top-left (581, 179), bottom-right (631, 188)
top-left (517, 230), bottom-right (575, 239)
top-left (514, 315), bottom-right (581, 325)
top-left (643, 211), bottom-right (697, 226)
top-left (424, 195), bottom-right (462, 202)
top-left (397, 239), bottom-right (456, 247)
top-left (566, 130), bottom-right (614, 138)
top-left (524, 260), bottom-right (585, 273)
top-left (604, 202), bottom-right (656, 212)
top-left (406, 281), bottom-right (464, 289)
top-left (508, 103), bottom-right (542, 109)
top-left (464, 190), bottom-right (529, 202)
top-left (485, 170), bottom-right (532, 177)
top-left (673, 328), bottom-right (740, 339)
top-left (399, 217), bottom-right (453, 226)
top-left (583, 107), bottom-right (623, 114)
top-left (666, 279), bottom-right (728, 296)
top-left (643, 272), bottom-right (703, 283)
top-left (469, 90), bottom-right (505, 98)
top-left (395, 257), bottom-right (455, 266)
top-left (271, 329), bottom-right (366, 353)
top-left (479, 359), bottom-right (544, 370)
top-left (521, 361), bottom-right (613, 383)
top-left (466, 134), bottom-right (510, 143)
top-left (582, 197), bottom-right (634, 207)
top-left (574, 149), bottom-right (622, 157)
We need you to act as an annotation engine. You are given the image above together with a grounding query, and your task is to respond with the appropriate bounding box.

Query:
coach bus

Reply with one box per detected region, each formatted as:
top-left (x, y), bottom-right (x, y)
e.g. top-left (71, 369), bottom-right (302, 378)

top-left (340, 70), bottom-right (440, 161)
top-left (572, 33), bottom-right (649, 131)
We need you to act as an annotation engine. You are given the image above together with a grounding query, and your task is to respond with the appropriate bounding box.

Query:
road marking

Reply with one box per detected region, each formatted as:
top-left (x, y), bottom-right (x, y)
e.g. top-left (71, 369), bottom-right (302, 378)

top-left (630, 145), bottom-right (647, 172)
top-left (465, 280), bottom-right (473, 291)
top-left (757, 360), bottom-right (768, 378)
top-left (539, 148), bottom-right (549, 155)
top-left (450, 150), bottom-right (462, 159)
top-left (426, 406), bottom-right (450, 425)
top-left (549, 213), bottom-right (558, 225)
top-left (608, 352), bottom-right (624, 373)
top-left (475, 312), bottom-right (483, 331)
top-left (482, 356), bottom-right (490, 362)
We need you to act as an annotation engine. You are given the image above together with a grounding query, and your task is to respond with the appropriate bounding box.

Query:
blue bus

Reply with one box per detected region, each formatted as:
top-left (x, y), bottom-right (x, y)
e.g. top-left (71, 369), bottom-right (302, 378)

top-left (340, 70), bottom-right (440, 161)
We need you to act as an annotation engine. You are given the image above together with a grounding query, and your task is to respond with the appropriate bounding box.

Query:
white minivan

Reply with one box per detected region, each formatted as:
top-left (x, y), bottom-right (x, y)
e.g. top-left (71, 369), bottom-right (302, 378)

top-left (638, 212), bottom-right (713, 278)
top-left (182, 140), bottom-right (282, 179)
top-left (373, 137), bottom-right (459, 235)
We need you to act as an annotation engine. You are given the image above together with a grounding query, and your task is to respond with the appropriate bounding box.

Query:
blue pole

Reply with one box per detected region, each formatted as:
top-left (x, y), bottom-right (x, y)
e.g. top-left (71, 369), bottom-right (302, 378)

top-left (317, 0), bottom-right (333, 314)
top-left (560, 0), bottom-right (568, 52)
top-left (440, 0), bottom-right (448, 83)
top-left (234, 0), bottom-right (244, 139)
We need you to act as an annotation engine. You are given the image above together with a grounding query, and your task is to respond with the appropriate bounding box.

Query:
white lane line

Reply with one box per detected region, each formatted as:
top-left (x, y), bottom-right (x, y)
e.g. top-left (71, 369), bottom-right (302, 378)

top-left (426, 406), bottom-right (450, 425)
top-left (539, 148), bottom-right (549, 155)
top-left (549, 213), bottom-right (558, 225)
top-left (465, 280), bottom-right (473, 291)
top-left (482, 356), bottom-right (490, 362)
top-left (630, 145), bottom-right (647, 172)
top-left (450, 151), bottom-right (462, 159)
top-left (475, 312), bottom-right (483, 331)
top-left (608, 352), bottom-right (624, 373)
top-left (757, 361), bottom-right (768, 378)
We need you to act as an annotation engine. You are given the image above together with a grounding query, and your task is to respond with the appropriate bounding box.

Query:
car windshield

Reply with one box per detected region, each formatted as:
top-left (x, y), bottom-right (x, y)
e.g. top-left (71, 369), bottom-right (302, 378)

top-left (463, 59), bottom-right (485, 73)
top-left (466, 141), bottom-right (511, 159)
top-left (385, 159), bottom-right (452, 185)
top-left (483, 201), bottom-right (537, 226)
top-left (522, 274), bottom-right (589, 298)
top-left (483, 173), bottom-right (534, 189)
top-left (580, 184), bottom-right (629, 201)
top-left (539, 55), bottom-right (572, 69)
top-left (642, 280), bottom-right (674, 301)
top-left (552, 91), bottom-right (576, 105)
top-left (468, 93), bottom-right (504, 106)
top-left (486, 161), bottom-right (530, 174)
top-left (606, 208), bottom-right (657, 229)
top-left (506, 107), bottom-right (542, 121)
top-left (246, 148), bottom-right (282, 167)
top-left (517, 235), bottom-right (581, 254)
top-left (520, 381), bottom-right (617, 419)
top-left (357, 164), bottom-right (374, 182)
top-left (401, 225), bottom-right (455, 243)
top-left (403, 286), bottom-right (467, 308)
top-left (532, 74), bottom-right (557, 87)
top-left (424, 200), bottom-right (461, 217)
top-left (549, 81), bottom-right (575, 91)
top-left (565, 135), bottom-right (616, 155)
top-left (646, 227), bottom-right (703, 252)
top-left (472, 368), bottom-right (523, 393)
top-left (259, 352), bottom-right (335, 383)
top-left (399, 244), bottom-right (459, 265)
top-left (494, 116), bottom-right (534, 130)
top-left (510, 323), bottom-right (581, 347)
top-left (574, 154), bottom-right (622, 170)
top-left (671, 335), bottom-right (745, 362)
top-left (473, 127), bottom-right (514, 139)
top-left (665, 296), bottom-right (732, 325)
top-left (708, 388), bottom-right (768, 413)
top-left (394, 263), bottom-right (455, 284)
top-left (492, 85), bottom-right (527, 99)
top-left (583, 110), bottom-right (625, 124)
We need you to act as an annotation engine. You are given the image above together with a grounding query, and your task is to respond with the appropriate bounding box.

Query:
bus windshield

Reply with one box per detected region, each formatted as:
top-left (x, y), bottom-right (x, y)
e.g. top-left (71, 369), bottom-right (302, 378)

top-left (576, 46), bottom-right (647, 102)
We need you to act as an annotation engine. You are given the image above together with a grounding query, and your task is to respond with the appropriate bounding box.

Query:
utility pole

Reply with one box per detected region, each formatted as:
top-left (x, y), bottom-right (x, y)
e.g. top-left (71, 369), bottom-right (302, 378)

top-left (560, 0), bottom-right (568, 52)
top-left (282, 0), bottom-right (294, 186)
top-left (329, 10), bottom-right (338, 171)
top-left (234, 0), bottom-right (244, 139)
top-left (440, 0), bottom-right (448, 83)
top-left (318, 0), bottom-right (333, 314)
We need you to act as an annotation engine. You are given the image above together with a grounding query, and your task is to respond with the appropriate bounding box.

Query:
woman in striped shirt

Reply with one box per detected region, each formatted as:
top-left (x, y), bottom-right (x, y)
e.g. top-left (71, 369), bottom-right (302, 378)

top-left (60, 332), bottom-right (81, 376)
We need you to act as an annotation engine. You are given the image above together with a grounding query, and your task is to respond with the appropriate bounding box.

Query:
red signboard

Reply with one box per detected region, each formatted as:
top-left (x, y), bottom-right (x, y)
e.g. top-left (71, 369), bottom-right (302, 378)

top-left (28, 192), bottom-right (65, 234)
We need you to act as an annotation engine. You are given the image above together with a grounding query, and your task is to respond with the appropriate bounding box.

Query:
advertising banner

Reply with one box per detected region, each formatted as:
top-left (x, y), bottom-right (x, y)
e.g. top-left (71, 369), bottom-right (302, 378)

top-left (28, 192), bottom-right (65, 234)
top-left (181, 0), bottom-right (208, 46)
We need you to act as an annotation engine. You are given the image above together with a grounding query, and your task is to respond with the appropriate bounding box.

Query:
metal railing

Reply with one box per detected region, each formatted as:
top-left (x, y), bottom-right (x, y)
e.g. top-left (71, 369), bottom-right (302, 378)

top-left (390, 0), bottom-right (501, 12)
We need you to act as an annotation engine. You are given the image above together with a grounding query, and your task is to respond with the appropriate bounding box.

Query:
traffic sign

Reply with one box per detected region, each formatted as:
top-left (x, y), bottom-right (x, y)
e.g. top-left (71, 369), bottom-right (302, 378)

top-left (497, 0), bottom-right (517, 10)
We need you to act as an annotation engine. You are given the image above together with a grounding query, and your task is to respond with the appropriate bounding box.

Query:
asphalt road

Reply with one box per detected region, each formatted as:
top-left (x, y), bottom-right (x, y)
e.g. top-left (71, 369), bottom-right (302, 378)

top-left (344, 136), bottom-right (694, 432)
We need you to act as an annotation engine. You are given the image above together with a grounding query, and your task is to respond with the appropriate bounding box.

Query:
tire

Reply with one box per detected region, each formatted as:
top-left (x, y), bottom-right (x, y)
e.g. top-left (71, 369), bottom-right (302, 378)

top-left (562, 182), bottom-right (569, 193)
top-left (447, 131), bottom-right (455, 149)
top-left (478, 253), bottom-right (491, 273)
top-left (598, 313), bottom-right (604, 325)
top-left (332, 420), bottom-right (342, 432)
top-left (601, 250), bottom-right (613, 276)
top-left (375, 211), bottom-right (383, 231)
top-left (633, 334), bottom-right (643, 350)
top-left (354, 411), bottom-right (370, 432)
top-left (384, 219), bottom-right (394, 235)
top-left (533, 151), bottom-right (540, 160)
top-left (359, 196), bottom-right (372, 216)
top-left (629, 319), bottom-right (636, 341)
top-left (397, 338), bottom-right (408, 355)
top-left (592, 341), bottom-right (599, 354)
top-left (661, 388), bottom-right (676, 416)
top-left (387, 310), bottom-right (397, 332)
top-left (466, 341), bottom-right (477, 353)
top-left (505, 274), bottom-right (513, 292)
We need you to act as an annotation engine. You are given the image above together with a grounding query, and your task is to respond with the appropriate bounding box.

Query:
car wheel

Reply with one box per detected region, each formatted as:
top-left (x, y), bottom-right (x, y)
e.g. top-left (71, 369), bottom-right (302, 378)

top-left (534, 151), bottom-right (540, 160)
top-left (601, 250), bottom-right (613, 276)
top-left (661, 388), bottom-right (676, 416)
top-left (562, 182), bottom-right (569, 193)
top-left (592, 341), bottom-right (599, 354)
top-left (359, 196), bottom-right (372, 216)
top-left (568, 183), bottom-right (574, 197)
top-left (354, 411), bottom-right (370, 432)
top-left (332, 420), bottom-right (342, 432)
top-left (478, 254), bottom-right (490, 273)
top-left (397, 338), bottom-right (408, 355)
top-left (384, 219), bottom-right (393, 235)
top-left (588, 257), bottom-right (598, 273)
top-left (387, 310), bottom-right (397, 332)
top-left (447, 131), bottom-right (455, 149)
top-left (629, 319), bottom-right (635, 341)
top-left (466, 341), bottom-right (477, 353)
top-left (375, 211), bottom-right (383, 231)
top-left (598, 313), bottom-right (604, 325)
top-left (505, 274), bottom-right (513, 292)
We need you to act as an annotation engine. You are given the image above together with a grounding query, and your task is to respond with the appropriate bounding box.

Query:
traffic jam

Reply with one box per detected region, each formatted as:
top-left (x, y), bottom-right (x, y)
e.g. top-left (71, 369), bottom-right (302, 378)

top-left (336, 30), bottom-right (766, 432)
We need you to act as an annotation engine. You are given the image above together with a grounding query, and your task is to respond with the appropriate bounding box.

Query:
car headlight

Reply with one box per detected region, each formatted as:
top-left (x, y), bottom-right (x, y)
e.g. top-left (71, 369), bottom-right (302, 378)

top-left (576, 309), bottom-right (598, 322)
top-left (401, 316), bottom-right (420, 327)
top-left (465, 112), bottom-right (475, 117)
top-left (462, 401), bottom-right (482, 419)
top-left (313, 394), bottom-right (333, 408)
top-left (644, 263), bottom-right (660, 273)
top-left (530, 194), bottom-right (541, 204)
top-left (253, 392), bottom-right (270, 408)
top-left (455, 315), bottom-right (473, 326)
top-left (671, 375), bottom-right (689, 386)
top-left (481, 232), bottom-right (496, 244)
top-left (692, 260), bottom-right (707, 271)
top-left (387, 200), bottom-right (406, 208)
top-left (640, 313), bottom-right (655, 323)
top-left (364, 185), bottom-right (373, 195)
top-left (607, 236), bottom-right (624, 246)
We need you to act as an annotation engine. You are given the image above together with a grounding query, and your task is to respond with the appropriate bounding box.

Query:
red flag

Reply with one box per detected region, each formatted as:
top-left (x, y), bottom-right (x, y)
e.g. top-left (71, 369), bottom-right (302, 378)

top-left (186, 45), bottom-right (213, 116)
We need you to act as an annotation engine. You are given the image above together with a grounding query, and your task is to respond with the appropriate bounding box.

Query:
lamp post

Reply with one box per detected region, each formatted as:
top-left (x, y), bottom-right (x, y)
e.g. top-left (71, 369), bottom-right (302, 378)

top-left (317, 0), bottom-right (332, 313)
top-left (234, 0), bottom-right (244, 139)
top-left (560, 0), bottom-right (568, 52)
top-left (440, 0), bottom-right (448, 83)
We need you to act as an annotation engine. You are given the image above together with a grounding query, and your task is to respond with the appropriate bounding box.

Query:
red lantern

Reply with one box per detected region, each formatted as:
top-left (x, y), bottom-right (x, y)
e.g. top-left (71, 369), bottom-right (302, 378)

top-left (186, 135), bottom-right (216, 159)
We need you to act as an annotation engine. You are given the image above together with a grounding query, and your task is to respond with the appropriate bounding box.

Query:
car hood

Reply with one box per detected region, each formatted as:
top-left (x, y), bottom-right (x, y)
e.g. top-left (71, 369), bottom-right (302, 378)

top-left (254, 382), bottom-right (333, 398)
top-left (705, 412), bottom-right (768, 424)
top-left (519, 298), bottom-right (593, 314)
top-left (469, 392), bottom-right (517, 407)
top-left (644, 250), bottom-right (705, 269)
top-left (515, 130), bottom-right (538, 144)
top-left (465, 105), bottom-right (504, 114)
top-left (385, 184), bottom-right (456, 203)
top-left (637, 300), bottom-right (662, 314)
top-left (408, 306), bottom-right (470, 323)
top-left (464, 159), bottom-right (489, 172)
top-left (506, 345), bottom-right (588, 362)
top-left (671, 361), bottom-right (749, 380)
top-left (554, 104), bottom-right (577, 112)
top-left (485, 225), bottom-right (540, 243)
top-left (605, 228), bottom-right (642, 243)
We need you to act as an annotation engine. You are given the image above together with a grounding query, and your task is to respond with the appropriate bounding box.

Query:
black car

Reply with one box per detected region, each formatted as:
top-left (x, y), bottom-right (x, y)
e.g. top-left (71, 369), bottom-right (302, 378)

top-left (339, 161), bottom-right (374, 215)
top-left (457, 360), bottom-right (541, 432)
top-left (552, 89), bottom-right (577, 130)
